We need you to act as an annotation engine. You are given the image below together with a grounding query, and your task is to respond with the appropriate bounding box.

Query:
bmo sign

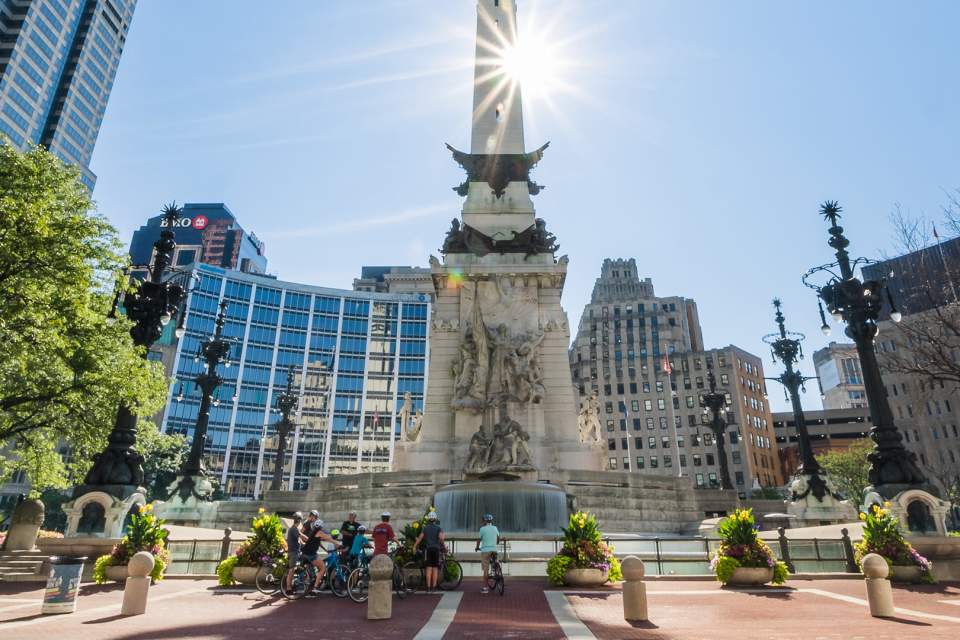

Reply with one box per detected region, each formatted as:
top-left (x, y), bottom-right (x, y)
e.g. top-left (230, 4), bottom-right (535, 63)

top-left (160, 214), bottom-right (208, 230)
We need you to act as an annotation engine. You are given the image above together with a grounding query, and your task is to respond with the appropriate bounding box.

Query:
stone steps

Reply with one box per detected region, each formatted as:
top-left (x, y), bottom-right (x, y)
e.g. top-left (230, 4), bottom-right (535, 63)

top-left (0, 550), bottom-right (47, 582)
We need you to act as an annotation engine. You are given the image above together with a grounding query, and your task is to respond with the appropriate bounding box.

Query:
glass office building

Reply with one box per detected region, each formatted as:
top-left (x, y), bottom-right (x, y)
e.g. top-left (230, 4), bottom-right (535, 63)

top-left (161, 264), bottom-right (431, 499)
top-left (0, 0), bottom-right (136, 189)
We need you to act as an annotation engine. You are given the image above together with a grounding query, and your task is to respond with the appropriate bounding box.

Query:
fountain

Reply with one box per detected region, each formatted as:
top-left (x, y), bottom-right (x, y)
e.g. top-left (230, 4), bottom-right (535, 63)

top-left (433, 481), bottom-right (567, 536)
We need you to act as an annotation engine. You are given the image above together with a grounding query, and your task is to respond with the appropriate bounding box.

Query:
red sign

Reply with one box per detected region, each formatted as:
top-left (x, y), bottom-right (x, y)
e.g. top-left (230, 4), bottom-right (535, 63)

top-left (192, 215), bottom-right (209, 230)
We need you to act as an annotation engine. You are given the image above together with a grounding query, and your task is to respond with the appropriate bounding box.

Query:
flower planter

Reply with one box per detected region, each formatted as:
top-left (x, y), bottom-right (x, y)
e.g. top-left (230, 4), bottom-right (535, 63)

top-left (891, 565), bottom-right (926, 584)
top-left (563, 568), bottom-right (608, 587)
top-left (232, 565), bottom-right (260, 585)
top-left (104, 565), bottom-right (128, 582)
top-left (725, 567), bottom-right (774, 586)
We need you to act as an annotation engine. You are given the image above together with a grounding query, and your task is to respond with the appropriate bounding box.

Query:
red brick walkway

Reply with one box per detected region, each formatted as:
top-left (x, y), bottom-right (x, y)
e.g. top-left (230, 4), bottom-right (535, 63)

top-left (443, 578), bottom-right (564, 639)
top-left (1, 577), bottom-right (958, 639)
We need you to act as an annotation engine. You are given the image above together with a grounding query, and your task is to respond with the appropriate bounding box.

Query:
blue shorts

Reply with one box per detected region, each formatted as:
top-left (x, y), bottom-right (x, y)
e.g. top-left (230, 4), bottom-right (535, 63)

top-left (300, 552), bottom-right (319, 563)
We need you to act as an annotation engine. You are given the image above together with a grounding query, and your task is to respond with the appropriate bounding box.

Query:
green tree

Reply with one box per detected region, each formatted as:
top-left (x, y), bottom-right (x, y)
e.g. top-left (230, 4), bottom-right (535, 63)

top-left (137, 426), bottom-right (187, 501)
top-left (0, 143), bottom-right (167, 493)
top-left (815, 439), bottom-right (873, 502)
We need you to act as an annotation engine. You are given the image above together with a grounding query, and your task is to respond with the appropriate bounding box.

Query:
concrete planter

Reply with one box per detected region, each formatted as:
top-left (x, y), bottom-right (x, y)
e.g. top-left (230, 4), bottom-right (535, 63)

top-left (232, 565), bottom-right (260, 585)
top-left (563, 568), bottom-right (608, 587)
top-left (725, 567), bottom-right (774, 586)
top-left (891, 565), bottom-right (926, 583)
top-left (104, 564), bottom-right (128, 582)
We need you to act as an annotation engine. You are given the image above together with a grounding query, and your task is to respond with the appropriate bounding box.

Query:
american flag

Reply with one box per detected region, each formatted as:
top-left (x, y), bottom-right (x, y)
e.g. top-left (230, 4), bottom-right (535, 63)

top-left (662, 355), bottom-right (673, 376)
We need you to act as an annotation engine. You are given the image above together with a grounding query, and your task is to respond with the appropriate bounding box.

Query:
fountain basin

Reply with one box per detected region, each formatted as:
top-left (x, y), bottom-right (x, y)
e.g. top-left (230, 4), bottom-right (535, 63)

top-left (433, 480), bottom-right (568, 536)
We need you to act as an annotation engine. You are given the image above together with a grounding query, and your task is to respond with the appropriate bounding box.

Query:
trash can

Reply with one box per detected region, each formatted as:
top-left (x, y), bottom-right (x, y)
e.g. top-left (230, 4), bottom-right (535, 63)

top-left (41, 556), bottom-right (87, 615)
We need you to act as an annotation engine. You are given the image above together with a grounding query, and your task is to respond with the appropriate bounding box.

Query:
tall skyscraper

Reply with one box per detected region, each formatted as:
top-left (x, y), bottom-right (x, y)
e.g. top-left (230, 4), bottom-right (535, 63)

top-left (0, 0), bottom-right (136, 189)
top-left (813, 342), bottom-right (867, 410)
top-left (129, 203), bottom-right (268, 278)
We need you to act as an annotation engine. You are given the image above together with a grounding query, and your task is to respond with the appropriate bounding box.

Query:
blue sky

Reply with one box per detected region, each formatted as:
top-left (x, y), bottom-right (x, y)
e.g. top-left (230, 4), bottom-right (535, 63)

top-left (90, 1), bottom-right (960, 412)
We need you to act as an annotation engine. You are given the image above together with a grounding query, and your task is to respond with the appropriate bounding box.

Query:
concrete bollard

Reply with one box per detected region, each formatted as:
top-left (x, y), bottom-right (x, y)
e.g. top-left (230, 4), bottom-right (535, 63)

top-left (121, 552), bottom-right (155, 616)
top-left (367, 554), bottom-right (394, 620)
top-left (862, 553), bottom-right (895, 618)
top-left (621, 555), bottom-right (648, 622)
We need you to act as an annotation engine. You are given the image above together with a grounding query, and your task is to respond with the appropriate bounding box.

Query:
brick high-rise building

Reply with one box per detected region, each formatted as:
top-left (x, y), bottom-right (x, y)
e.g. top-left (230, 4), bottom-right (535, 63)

top-left (569, 260), bottom-right (781, 495)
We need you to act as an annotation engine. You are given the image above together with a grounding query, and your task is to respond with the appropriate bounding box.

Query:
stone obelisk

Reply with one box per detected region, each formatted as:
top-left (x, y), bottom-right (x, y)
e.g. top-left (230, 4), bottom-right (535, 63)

top-left (394, 0), bottom-right (604, 478)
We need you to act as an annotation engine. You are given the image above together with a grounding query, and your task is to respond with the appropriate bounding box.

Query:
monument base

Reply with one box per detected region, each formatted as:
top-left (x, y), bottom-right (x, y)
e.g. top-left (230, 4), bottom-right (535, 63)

top-left (863, 488), bottom-right (951, 536)
top-left (62, 489), bottom-right (145, 538)
top-left (786, 494), bottom-right (857, 528)
top-left (154, 474), bottom-right (218, 527)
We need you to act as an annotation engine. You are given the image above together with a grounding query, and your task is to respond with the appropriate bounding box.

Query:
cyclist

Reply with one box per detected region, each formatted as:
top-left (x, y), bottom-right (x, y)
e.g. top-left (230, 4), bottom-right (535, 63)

top-left (349, 524), bottom-right (372, 568)
top-left (412, 512), bottom-right (445, 593)
top-left (475, 513), bottom-right (501, 594)
top-left (301, 516), bottom-right (340, 591)
top-left (284, 511), bottom-right (304, 591)
top-left (340, 510), bottom-right (360, 552)
top-left (372, 511), bottom-right (396, 556)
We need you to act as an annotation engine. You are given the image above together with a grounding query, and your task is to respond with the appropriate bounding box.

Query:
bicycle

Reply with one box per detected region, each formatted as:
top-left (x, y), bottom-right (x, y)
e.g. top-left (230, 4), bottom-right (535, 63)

top-left (485, 551), bottom-right (505, 596)
top-left (347, 552), bottom-right (371, 603)
top-left (280, 556), bottom-right (318, 600)
top-left (402, 547), bottom-right (463, 591)
top-left (254, 556), bottom-right (283, 595)
top-left (325, 547), bottom-right (351, 598)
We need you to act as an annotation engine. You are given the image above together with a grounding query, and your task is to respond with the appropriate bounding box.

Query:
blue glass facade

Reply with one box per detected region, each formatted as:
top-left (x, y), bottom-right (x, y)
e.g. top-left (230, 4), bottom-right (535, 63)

top-left (0, 0), bottom-right (136, 189)
top-left (162, 264), bottom-right (431, 499)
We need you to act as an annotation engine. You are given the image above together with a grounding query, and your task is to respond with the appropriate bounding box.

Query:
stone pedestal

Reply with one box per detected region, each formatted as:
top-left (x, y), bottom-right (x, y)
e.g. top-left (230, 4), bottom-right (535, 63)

top-left (121, 552), bottom-right (154, 616)
top-left (62, 490), bottom-right (145, 538)
top-left (785, 471), bottom-right (857, 527)
top-left (394, 253), bottom-right (604, 480)
top-left (154, 475), bottom-right (217, 527)
top-left (367, 554), bottom-right (393, 620)
top-left (863, 488), bottom-right (950, 536)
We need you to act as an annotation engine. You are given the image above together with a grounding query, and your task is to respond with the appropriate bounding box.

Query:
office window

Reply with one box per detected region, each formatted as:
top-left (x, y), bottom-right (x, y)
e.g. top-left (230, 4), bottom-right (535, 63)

top-left (631, 400), bottom-right (640, 412)
top-left (693, 454), bottom-right (702, 466)
top-left (664, 455), bottom-right (672, 467)
top-left (608, 439), bottom-right (616, 451)
top-left (706, 453), bottom-right (715, 466)
top-left (650, 456), bottom-right (659, 468)
top-left (608, 457), bottom-right (618, 470)
top-left (636, 456), bottom-right (645, 469)
top-left (644, 400), bottom-right (652, 411)
top-left (695, 473), bottom-right (704, 487)
top-left (735, 471), bottom-right (745, 486)
top-left (646, 417), bottom-right (655, 429)
top-left (623, 457), bottom-right (630, 470)
top-left (680, 454), bottom-right (687, 467)
top-left (634, 437), bottom-right (643, 449)
top-left (648, 436), bottom-right (657, 449)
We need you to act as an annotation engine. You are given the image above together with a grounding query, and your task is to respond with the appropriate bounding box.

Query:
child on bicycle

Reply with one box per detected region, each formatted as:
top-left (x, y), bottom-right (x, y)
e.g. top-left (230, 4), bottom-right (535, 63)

top-left (475, 513), bottom-right (501, 594)
top-left (349, 524), bottom-right (372, 569)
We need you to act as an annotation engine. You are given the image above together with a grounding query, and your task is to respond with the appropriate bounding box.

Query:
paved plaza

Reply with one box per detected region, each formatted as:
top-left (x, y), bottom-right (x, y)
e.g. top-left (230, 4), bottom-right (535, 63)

top-left (1, 578), bottom-right (958, 639)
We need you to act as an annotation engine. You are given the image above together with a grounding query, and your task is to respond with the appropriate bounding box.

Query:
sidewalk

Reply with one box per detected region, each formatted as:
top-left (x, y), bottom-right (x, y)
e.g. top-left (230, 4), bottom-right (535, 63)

top-left (0, 577), bottom-right (957, 639)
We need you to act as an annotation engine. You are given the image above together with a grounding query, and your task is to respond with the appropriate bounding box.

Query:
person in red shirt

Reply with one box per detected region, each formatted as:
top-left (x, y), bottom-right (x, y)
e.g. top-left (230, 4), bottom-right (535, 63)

top-left (372, 511), bottom-right (396, 555)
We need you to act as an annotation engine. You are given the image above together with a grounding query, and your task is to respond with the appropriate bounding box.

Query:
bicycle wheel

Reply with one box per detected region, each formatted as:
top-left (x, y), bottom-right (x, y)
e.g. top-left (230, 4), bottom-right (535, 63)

top-left (255, 565), bottom-right (279, 595)
top-left (347, 567), bottom-right (369, 603)
top-left (280, 564), bottom-right (311, 600)
top-left (494, 567), bottom-right (504, 596)
top-left (329, 566), bottom-right (349, 597)
top-left (402, 560), bottom-right (425, 592)
top-left (438, 559), bottom-right (463, 591)
top-left (392, 564), bottom-right (409, 599)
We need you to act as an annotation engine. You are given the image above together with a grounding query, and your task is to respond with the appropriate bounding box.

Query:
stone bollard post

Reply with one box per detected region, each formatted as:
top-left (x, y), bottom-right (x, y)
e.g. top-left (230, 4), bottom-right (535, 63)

top-left (367, 554), bottom-right (394, 621)
top-left (5, 498), bottom-right (44, 551)
top-left (621, 556), bottom-right (648, 622)
top-left (121, 552), bottom-right (155, 616)
top-left (861, 553), bottom-right (895, 618)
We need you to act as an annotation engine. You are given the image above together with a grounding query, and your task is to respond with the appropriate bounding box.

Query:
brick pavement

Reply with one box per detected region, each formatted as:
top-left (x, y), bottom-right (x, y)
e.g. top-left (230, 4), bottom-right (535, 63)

top-left (1, 577), bottom-right (958, 639)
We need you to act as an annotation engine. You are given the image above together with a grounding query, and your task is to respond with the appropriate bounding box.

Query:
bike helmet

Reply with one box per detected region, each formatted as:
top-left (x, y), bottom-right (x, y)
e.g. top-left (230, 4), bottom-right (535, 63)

top-left (292, 511), bottom-right (303, 522)
top-left (312, 519), bottom-right (325, 531)
top-left (358, 525), bottom-right (367, 533)
top-left (330, 528), bottom-right (340, 537)
top-left (426, 512), bottom-right (439, 522)
top-left (381, 511), bottom-right (391, 519)
top-left (309, 509), bottom-right (320, 518)
top-left (483, 514), bottom-right (494, 522)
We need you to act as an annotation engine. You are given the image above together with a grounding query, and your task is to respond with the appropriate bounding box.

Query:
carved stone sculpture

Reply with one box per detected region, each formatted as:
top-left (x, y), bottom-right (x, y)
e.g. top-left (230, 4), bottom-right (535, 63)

top-left (398, 392), bottom-right (413, 436)
top-left (406, 410), bottom-right (423, 442)
top-left (578, 392), bottom-right (603, 444)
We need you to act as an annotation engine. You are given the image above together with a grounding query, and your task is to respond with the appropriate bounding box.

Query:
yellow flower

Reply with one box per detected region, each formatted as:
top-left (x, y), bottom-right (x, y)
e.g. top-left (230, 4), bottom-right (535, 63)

top-left (859, 512), bottom-right (866, 521)
top-left (258, 507), bottom-right (266, 514)
top-left (412, 522), bottom-right (420, 529)
top-left (141, 503), bottom-right (153, 513)
top-left (883, 501), bottom-right (892, 508)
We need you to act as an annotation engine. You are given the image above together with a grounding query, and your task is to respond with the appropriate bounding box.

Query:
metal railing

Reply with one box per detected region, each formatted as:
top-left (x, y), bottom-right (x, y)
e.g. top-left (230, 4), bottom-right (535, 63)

top-left (163, 527), bottom-right (861, 577)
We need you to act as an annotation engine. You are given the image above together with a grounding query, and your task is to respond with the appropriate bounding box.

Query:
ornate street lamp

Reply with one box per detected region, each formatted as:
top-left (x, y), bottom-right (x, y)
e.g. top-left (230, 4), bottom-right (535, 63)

top-left (269, 366), bottom-right (300, 492)
top-left (700, 370), bottom-right (734, 491)
top-left (78, 203), bottom-right (191, 499)
top-left (171, 300), bottom-right (232, 501)
top-left (763, 299), bottom-right (834, 501)
top-left (803, 200), bottom-right (932, 498)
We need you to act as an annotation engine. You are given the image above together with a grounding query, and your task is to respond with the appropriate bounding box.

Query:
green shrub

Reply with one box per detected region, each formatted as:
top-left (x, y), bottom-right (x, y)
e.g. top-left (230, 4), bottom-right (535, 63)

top-left (714, 556), bottom-right (740, 584)
top-left (92, 554), bottom-right (114, 584)
top-left (772, 561), bottom-right (789, 585)
top-left (854, 503), bottom-right (935, 583)
top-left (608, 556), bottom-right (622, 582)
top-left (216, 555), bottom-right (239, 586)
top-left (547, 555), bottom-right (573, 586)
